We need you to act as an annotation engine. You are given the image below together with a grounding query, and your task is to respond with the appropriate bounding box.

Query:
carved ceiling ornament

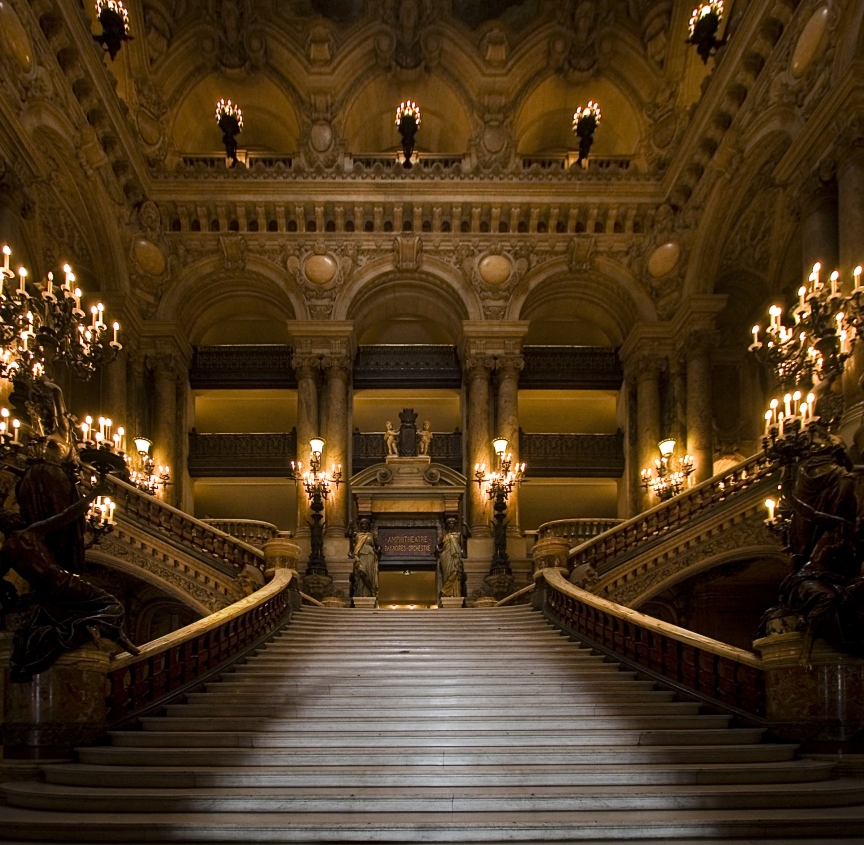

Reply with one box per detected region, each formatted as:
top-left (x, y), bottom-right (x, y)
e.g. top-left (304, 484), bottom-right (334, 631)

top-left (200, 0), bottom-right (267, 72)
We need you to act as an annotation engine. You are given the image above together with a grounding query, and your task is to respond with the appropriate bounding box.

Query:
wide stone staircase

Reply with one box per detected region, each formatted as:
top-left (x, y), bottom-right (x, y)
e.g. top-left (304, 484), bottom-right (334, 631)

top-left (2, 604), bottom-right (864, 842)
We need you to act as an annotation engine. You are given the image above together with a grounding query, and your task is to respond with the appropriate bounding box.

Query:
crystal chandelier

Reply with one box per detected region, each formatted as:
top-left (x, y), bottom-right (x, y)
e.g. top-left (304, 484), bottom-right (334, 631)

top-left (93, 0), bottom-right (132, 61)
top-left (641, 438), bottom-right (695, 501)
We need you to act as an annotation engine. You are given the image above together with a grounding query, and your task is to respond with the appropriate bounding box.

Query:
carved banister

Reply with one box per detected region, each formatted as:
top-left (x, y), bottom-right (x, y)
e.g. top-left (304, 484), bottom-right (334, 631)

top-left (541, 569), bottom-right (765, 718)
top-left (107, 570), bottom-right (295, 724)
top-left (569, 452), bottom-right (778, 577)
top-left (536, 518), bottom-right (625, 543)
top-left (105, 475), bottom-right (266, 574)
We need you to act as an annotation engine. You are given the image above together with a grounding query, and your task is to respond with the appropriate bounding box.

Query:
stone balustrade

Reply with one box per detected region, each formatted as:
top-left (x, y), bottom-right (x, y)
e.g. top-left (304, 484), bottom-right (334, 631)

top-left (201, 519), bottom-right (281, 549)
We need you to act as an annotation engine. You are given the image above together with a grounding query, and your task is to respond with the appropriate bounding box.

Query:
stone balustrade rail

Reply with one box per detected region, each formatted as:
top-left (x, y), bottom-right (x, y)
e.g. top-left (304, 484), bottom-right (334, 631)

top-left (541, 569), bottom-right (765, 719)
top-left (107, 570), bottom-right (295, 724)
top-left (537, 518), bottom-right (626, 544)
top-left (201, 519), bottom-right (282, 549)
top-left (105, 475), bottom-right (266, 577)
top-left (568, 453), bottom-right (781, 606)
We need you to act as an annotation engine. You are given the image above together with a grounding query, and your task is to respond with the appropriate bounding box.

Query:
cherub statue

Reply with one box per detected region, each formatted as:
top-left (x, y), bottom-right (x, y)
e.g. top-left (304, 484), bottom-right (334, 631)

top-left (384, 421), bottom-right (399, 456)
top-left (417, 421), bottom-right (433, 456)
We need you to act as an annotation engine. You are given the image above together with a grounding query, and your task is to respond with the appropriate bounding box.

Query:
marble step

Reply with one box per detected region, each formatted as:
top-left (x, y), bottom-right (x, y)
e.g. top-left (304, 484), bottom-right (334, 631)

top-left (256, 646), bottom-right (598, 658)
top-left (40, 759), bottom-right (835, 789)
top-left (2, 805), bottom-right (864, 843)
top-left (112, 728), bottom-right (764, 750)
top-left (76, 742), bottom-right (787, 767)
top-left (143, 712), bottom-right (736, 732)
top-left (7, 779), bottom-right (864, 814)
top-left (183, 692), bottom-right (687, 709)
top-left (223, 665), bottom-right (633, 679)
top-left (245, 655), bottom-right (608, 666)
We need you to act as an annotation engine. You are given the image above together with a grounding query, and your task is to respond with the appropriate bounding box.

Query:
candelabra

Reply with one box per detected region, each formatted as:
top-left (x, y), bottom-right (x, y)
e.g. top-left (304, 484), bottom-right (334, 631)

top-left (1, 244), bottom-right (120, 444)
top-left (85, 487), bottom-right (117, 548)
top-left (289, 437), bottom-right (342, 577)
top-left (215, 98), bottom-right (243, 167)
top-left (572, 101), bottom-right (601, 167)
top-left (395, 100), bottom-right (421, 169)
top-left (687, 2), bottom-right (725, 64)
top-left (640, 439), bottom-right (695, 502)
top-left (750, 262), bottom-right (864, 427)
top-left (474, 437), bottom-right (525, 575)
top-left (126, 435), bottom-right (171, 495)
top-left (93, 0), bottom-right (132, 60)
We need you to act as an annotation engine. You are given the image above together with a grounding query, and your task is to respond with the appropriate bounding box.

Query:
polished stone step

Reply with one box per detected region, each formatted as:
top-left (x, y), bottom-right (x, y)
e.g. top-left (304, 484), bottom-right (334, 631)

top-left (40, 759), bottom-right (835, 789)
top-left (6, 779), bottom-right (864, 813)
top-left (2, 806), bottom-right (864, 843)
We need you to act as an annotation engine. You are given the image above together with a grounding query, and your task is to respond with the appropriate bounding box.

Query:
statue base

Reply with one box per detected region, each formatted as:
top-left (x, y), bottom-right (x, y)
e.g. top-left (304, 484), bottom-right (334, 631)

top-left (322, 597), bottom-right (348, 608)
top-left (440, 596), bottom-right (464, 609)
top-left (754, 631), bottom-right (864, 753)
top-left (3, 642), bottom-right (112, 759)
top-left (352, 597), bottom-right (377, 609)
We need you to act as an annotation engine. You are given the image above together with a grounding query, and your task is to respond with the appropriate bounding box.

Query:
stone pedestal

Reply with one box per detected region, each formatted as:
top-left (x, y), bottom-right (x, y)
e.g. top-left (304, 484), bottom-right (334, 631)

top-left (353, 596), bottom-right (377, 609)
top-left (531, 536), bottom-right (571, 579)
top-left (754, 632), bottom-right (864, 753)
top-left (473, 597), bottom-right (498, 608)
top-left (3, 643), bottom-right (112, 759)
top-left (440, 597), bottom-right (464, 608)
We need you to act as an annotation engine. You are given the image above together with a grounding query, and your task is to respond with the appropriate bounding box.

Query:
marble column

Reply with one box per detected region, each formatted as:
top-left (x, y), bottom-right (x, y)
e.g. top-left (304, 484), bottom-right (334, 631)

top-left (150, 354), bottom-right (180, 508)
top-left (495, 354), bottom-right (523, 533)
top-left (685, 336), bottom-right (716, 484)
top-left (322, 353), bottom-right (350, 536)
top-left (464, 354), bottom-right (493, 535)
top-left (801, 177), bottom-right (839, 277)
top-left (103, 347), bottom-right (128, 429)
top-left (635, 356), bottom-right (663, 512)
top-left (292, 353), bottom-right (320, 540)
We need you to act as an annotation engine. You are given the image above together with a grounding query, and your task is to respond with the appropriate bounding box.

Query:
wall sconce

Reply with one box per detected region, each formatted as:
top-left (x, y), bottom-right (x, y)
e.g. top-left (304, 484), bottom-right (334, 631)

top-left (687, 2), bottom-right (726, 64)
top-left (93, 0), bottom-right (132, 61)
top-left (215, 98), bottom-right (244, 167)
top-left (572, 101), bottom-right (601, 167)
top-left (395, 100), bottom-right (421, 169)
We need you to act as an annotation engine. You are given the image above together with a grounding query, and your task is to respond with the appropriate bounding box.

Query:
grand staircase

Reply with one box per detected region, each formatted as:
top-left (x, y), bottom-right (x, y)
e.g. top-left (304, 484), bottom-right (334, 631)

top-left (2, 604), bottom-right (864, 842)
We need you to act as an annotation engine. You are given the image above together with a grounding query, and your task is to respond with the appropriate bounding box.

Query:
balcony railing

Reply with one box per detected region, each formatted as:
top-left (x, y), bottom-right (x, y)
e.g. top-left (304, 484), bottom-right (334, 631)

top-left (188, 431), bottom-right (298, 477)
top-left (190, 345), bottom-right (297, 389)
top-left (536, 518), bottom-right (625, 545)
top-left (520, 431), bottom-right (624, 478)
top-left (521, 346), bottom-right (623, 389)
top-left (353, 345), bottom-right (461, 389)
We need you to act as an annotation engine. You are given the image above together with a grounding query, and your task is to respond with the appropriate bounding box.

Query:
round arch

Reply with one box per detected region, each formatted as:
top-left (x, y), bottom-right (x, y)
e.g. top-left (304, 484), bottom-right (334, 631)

top-left (511, 258), bottom-right (656, 344)
top-left (155, 256), bottom-right (305, 343)
top-left (342, 73), bottom-right (472, 155)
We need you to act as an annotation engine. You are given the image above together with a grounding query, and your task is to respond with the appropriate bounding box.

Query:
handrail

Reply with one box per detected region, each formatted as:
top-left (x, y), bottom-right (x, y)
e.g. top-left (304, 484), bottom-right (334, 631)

top-left (569, 452), bottom-right (777, 575)
top-left (299, 592), bottom-right (325, 607)
top-left (537, 518), bottom-right (625, 544)
top-left (495, 583), bottom-right (535, 606)
top-left (541, 569), bottom-right (765, 717)
top-left (106, 569), bottom-right (294, 723)
top-left (105, 475), bottom-right (266, 574)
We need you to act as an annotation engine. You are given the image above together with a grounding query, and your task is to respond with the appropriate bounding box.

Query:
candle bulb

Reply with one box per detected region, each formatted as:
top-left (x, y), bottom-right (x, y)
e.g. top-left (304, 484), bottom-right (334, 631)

top-left (764, 410), bottom-right (772, 436)
top-left (12, 419), bottom-right (19, 443)
top-left (112, 321), bottom-right (119, 345)
top-left (831, 270), bottom-right (840, 296)
top-left (765, 498), bottom-right (776, 522)
top-left (784, 393), bottom-right (792, 418)
top-left (813, 262), bottom-right (821, 289)
top-left (855, 265), bottom-right (862, 292)
top-left (18, 266), bottom-right (26, 293)
top-left (2, 245), bottom-right (9, 273)
top-left (778, 411), bottom-right (785, 437)
top-left (46, 271), bottom-right (53, 298)
top-left (750, 324), bottom-right (760, 350)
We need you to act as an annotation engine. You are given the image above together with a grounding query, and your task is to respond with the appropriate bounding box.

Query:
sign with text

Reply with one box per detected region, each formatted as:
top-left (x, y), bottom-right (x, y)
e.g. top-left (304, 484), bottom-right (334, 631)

top-left (378, 527), bottom-right (437, 558)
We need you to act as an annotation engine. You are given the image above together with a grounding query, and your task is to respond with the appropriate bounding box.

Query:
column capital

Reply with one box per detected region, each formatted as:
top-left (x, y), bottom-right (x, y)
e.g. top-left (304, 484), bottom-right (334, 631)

top-left (464, 353), bottom-right (496, 379)
top-left (321, 352), bottom-right (352, 377)
top-left (291, 352), bottom-right (322, 380)
top-left (619, 322), bottom-right (673, 376)
top-left (494, 353), bottom-right (524, 380)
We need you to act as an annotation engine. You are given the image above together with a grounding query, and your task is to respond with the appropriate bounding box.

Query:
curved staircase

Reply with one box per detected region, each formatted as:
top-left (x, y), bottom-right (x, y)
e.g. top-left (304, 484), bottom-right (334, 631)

top-left (2, 604), bottom-right (863, 842)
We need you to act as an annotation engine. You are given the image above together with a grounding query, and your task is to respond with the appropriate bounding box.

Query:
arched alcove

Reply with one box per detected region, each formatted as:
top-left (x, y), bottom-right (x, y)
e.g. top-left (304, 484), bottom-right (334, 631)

top-left (342, 75), bottom-right (471, 154)
top-left (514, 77), bottom-right (641, 156)
top-left (171, 73), bottom-right (300, 154)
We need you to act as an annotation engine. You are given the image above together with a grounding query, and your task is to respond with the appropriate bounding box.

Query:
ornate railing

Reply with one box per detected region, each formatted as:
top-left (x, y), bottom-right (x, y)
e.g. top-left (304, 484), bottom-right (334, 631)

top-left (106, 475), bottom-right (266, 575)
top-left (537, 518), bottom-right (625, 545)
top-left (352, 429), bottom-right (462, 473)
top-left (201, 519), bottom-right (281, 549)
top-left (521, 155), bottom-right (632, 173)
top-left (189, 345), bottom-right (297, 389)
top-left (106, 569), bottom-right (295, 724)
top-left (188, 431), bottom-right (298, 477)
top-left (520, 431), bottom-right (624, 477)
top-left (521, 346), bottom-right (623, 389)
top-left (350, 153), bottom-right (467, 170)
top-left (353, 345), bottom-right (461, 388)
top-left (569, 453), bottom-right (778, 578)
top-left (542, 569), bottom-right (765, 719)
